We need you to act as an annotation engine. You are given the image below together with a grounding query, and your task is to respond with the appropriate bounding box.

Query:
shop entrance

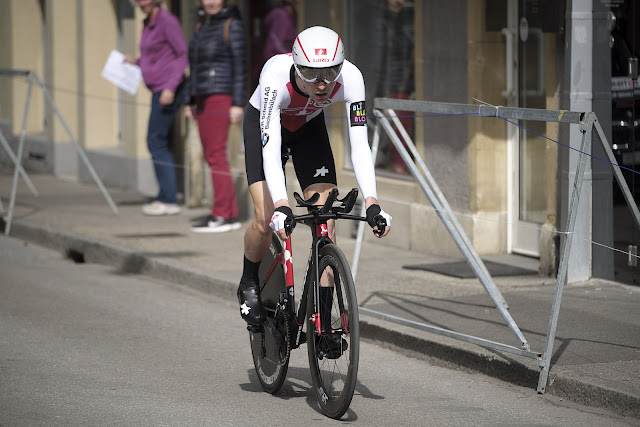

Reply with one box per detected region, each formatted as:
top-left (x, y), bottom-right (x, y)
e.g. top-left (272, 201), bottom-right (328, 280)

top-left (611, 0), bottom-right (640, 285)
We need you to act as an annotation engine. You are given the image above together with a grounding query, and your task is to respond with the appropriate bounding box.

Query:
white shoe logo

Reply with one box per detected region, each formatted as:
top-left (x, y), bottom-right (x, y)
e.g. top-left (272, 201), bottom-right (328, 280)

top-left (314, 166), bottom-right (329, 177)
top-left (241, 303), bottom-right (251, 315)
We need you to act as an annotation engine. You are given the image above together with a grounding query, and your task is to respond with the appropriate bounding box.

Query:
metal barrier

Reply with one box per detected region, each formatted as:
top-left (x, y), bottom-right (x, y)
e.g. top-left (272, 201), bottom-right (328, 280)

top-left (352, 97), bottom-right (640, 393)
top-left (0, 70), bottom-right (118, 235)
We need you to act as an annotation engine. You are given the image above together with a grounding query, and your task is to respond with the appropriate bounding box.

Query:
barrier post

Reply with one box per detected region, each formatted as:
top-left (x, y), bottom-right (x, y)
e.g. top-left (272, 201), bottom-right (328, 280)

top-left (0, 129), bottom-right (38, 197)
top-left (5, 72), bottom-right (35, 235)
top-left (32, 73), bottom-right (119, 216)
top-left (537, 112), bottom-right (595, 393)
top-left (1, 69), bottom-right (119, 235)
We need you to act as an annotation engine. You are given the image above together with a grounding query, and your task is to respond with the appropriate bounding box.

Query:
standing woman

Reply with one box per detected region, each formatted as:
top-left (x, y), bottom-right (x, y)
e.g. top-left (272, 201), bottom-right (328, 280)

top-left (126, 0), bottom-right (188, 216)
top-left (185, 0), bottom-right (247, 233)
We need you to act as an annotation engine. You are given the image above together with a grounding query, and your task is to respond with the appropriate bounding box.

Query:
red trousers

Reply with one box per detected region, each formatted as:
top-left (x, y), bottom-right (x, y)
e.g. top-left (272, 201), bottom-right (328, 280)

top-left (194, 94), bottom-right (238, 219)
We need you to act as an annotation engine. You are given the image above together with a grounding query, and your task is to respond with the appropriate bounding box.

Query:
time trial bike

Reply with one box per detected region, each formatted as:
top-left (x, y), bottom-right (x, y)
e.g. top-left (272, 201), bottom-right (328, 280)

top-left (247, 187), bottom-right (386, 419)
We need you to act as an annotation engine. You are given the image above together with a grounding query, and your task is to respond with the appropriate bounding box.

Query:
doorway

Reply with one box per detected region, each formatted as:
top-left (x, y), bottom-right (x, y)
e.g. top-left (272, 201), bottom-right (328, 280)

top-left (506, 0), bottom-right (561, 257)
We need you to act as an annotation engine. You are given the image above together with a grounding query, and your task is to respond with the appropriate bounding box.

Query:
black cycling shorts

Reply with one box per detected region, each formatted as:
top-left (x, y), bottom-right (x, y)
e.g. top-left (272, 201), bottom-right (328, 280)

top-left (243, 105), bottom-right (337, 190)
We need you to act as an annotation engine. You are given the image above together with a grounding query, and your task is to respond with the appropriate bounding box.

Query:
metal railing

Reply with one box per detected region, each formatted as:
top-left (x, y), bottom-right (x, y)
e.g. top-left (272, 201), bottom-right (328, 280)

top-left (352, 97), bottom-right (640, 393)
top-left (0, 70), bottom-right (118, 235)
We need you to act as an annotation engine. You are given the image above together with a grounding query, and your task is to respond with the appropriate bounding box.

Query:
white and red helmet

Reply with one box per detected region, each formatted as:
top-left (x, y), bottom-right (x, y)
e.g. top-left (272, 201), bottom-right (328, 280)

top-left (292, 26), bottom-right (344, 83)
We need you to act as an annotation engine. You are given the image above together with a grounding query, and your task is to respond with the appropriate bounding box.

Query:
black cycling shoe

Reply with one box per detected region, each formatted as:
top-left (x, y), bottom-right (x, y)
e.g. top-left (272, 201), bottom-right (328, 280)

top-left (237, 282), bottom-right (266, 324)
top-left (316, 335), bottom-right (348, 360)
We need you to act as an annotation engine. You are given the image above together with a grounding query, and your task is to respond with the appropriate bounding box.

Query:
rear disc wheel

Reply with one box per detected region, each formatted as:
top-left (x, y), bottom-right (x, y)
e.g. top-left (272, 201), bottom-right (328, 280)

top-left (250, 234), bottom-right (290, 394)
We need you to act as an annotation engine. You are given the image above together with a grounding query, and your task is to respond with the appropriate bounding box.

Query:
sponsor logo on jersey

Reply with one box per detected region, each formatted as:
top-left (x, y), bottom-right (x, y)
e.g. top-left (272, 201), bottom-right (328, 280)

top-left (262, 133), bottom-right (269, 147)
top-left (349, 101), bottom-right (367, 126)
top-left (262, 86), bottom-right (278, 130)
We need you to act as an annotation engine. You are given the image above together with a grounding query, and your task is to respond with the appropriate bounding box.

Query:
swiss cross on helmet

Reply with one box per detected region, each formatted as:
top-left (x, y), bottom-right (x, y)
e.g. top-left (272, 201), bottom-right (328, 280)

top-left (292, 26), bottom-right (344, 84)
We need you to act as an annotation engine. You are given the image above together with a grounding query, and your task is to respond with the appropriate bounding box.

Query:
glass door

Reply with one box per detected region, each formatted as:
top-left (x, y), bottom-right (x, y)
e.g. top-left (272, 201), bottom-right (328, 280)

top-left (509, 0), bottom-right (557, 256)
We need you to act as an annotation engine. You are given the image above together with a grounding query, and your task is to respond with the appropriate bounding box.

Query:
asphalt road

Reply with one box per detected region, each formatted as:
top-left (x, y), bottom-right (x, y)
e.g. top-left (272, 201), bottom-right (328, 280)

top-left (1, 236), bottom-right (636, 426)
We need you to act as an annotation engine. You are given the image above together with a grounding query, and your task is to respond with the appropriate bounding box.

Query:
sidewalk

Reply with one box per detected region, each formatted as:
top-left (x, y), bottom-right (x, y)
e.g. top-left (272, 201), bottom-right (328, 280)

top-left (1, 169), bottom-right (640, 420)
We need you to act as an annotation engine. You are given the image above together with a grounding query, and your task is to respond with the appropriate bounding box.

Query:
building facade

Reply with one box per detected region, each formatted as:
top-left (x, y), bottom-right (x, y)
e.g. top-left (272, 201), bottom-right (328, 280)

top-left (1, 0), bottom-right (638, 284)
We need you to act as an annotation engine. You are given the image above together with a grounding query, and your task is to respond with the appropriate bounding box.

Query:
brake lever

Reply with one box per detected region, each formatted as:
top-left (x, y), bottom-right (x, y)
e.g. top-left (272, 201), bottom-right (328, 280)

top-left (284, 215), bottom-right (297, 236)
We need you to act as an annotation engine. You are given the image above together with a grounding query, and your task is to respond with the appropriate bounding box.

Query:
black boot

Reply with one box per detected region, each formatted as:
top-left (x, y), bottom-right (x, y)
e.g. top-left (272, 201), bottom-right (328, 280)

top-left (237, 281), bottom-right (265, 324)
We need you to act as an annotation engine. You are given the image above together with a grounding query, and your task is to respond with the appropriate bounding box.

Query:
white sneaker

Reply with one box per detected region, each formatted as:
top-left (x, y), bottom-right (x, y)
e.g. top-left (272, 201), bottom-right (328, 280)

top-left (142, 201), bottom-right (181, 216)
top-left (191, 216), bottom-right (241, 233)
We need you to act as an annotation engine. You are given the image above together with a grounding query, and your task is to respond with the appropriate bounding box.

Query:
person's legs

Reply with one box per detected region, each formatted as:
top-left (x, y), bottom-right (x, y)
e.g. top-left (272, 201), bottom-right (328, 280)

top-left (291, 114), bottom-right (338, 331)
top-left (304, 182), bottom-right (339, 349)
top-left (147, 91), bottom-right (179, 204)
top-left (196, 94), bottom-right (238, 220)
top-left (237, 181), bottom-right (273, 324)
top-left (237, 105), bottom-right (271, 324)
top-left (244, 181), bottom-right (275, 264)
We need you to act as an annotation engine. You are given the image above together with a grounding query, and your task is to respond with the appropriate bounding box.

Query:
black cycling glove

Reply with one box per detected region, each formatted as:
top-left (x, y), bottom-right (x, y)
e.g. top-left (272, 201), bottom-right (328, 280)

top-left (366, 204), bottom-right (392, 236)
top-left (366, 204), bottom-right (382, 228)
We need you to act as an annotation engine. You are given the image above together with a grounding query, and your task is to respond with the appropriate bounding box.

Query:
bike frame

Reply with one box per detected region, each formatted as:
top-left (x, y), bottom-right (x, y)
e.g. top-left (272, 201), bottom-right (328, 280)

top-left (251, 188), bottom-right (385, 418)
top-left (260, 210), bottom-right (366, 349)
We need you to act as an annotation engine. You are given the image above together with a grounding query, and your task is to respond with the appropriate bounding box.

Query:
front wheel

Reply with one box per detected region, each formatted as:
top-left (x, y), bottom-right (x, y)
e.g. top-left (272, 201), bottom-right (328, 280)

top-left (307, 243), bottom-right (359, 419)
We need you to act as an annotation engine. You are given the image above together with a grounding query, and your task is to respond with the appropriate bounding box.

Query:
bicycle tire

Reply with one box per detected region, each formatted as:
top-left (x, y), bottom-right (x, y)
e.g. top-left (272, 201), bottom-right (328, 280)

top-left (307, 243), bottom-right (359, 419)
top-left (250, 233), bottom-right (290, 394)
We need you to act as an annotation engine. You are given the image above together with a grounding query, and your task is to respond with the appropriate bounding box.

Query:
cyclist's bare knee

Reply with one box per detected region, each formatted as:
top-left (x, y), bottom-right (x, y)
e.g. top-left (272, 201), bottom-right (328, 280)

top-left (249, 180), bottom-right (274, 237)
top-left (249, 215), bottom-right (271, 236)
top-left (303, 183), bottom-right (336, 203)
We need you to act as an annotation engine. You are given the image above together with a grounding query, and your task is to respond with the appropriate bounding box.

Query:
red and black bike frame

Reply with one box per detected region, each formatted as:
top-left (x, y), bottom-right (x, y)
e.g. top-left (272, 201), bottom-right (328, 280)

top-left (260, 188), bottom-right (372, 347)
top-left (259, 216), bottom-right (337, 348)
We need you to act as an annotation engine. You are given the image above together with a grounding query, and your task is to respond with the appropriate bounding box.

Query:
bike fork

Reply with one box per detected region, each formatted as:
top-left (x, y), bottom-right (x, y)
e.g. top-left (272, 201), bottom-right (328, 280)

top-left (311, 223), bottom-right (330, 337)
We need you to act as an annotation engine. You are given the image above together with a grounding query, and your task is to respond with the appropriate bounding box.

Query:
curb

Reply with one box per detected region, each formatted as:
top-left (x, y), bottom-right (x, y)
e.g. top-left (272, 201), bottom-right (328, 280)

top-left (5, 219), bottom-right (640, 419)
top-left (8, 220), bottom-right (238, 301)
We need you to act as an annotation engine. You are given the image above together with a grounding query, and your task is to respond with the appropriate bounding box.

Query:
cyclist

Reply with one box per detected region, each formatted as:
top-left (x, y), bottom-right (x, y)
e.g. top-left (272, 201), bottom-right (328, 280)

top-left (238, 26), bottom-right (392, 324)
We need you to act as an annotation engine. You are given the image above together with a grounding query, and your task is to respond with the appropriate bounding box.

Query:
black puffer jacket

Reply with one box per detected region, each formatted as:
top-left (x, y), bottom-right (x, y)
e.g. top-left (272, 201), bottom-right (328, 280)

top-left (186, 6), bottom-right (247, 107)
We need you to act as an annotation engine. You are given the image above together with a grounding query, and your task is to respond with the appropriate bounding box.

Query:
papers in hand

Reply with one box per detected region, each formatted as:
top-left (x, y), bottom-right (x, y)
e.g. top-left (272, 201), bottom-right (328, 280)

top-left (101, 50), bottom-right (142, 95)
